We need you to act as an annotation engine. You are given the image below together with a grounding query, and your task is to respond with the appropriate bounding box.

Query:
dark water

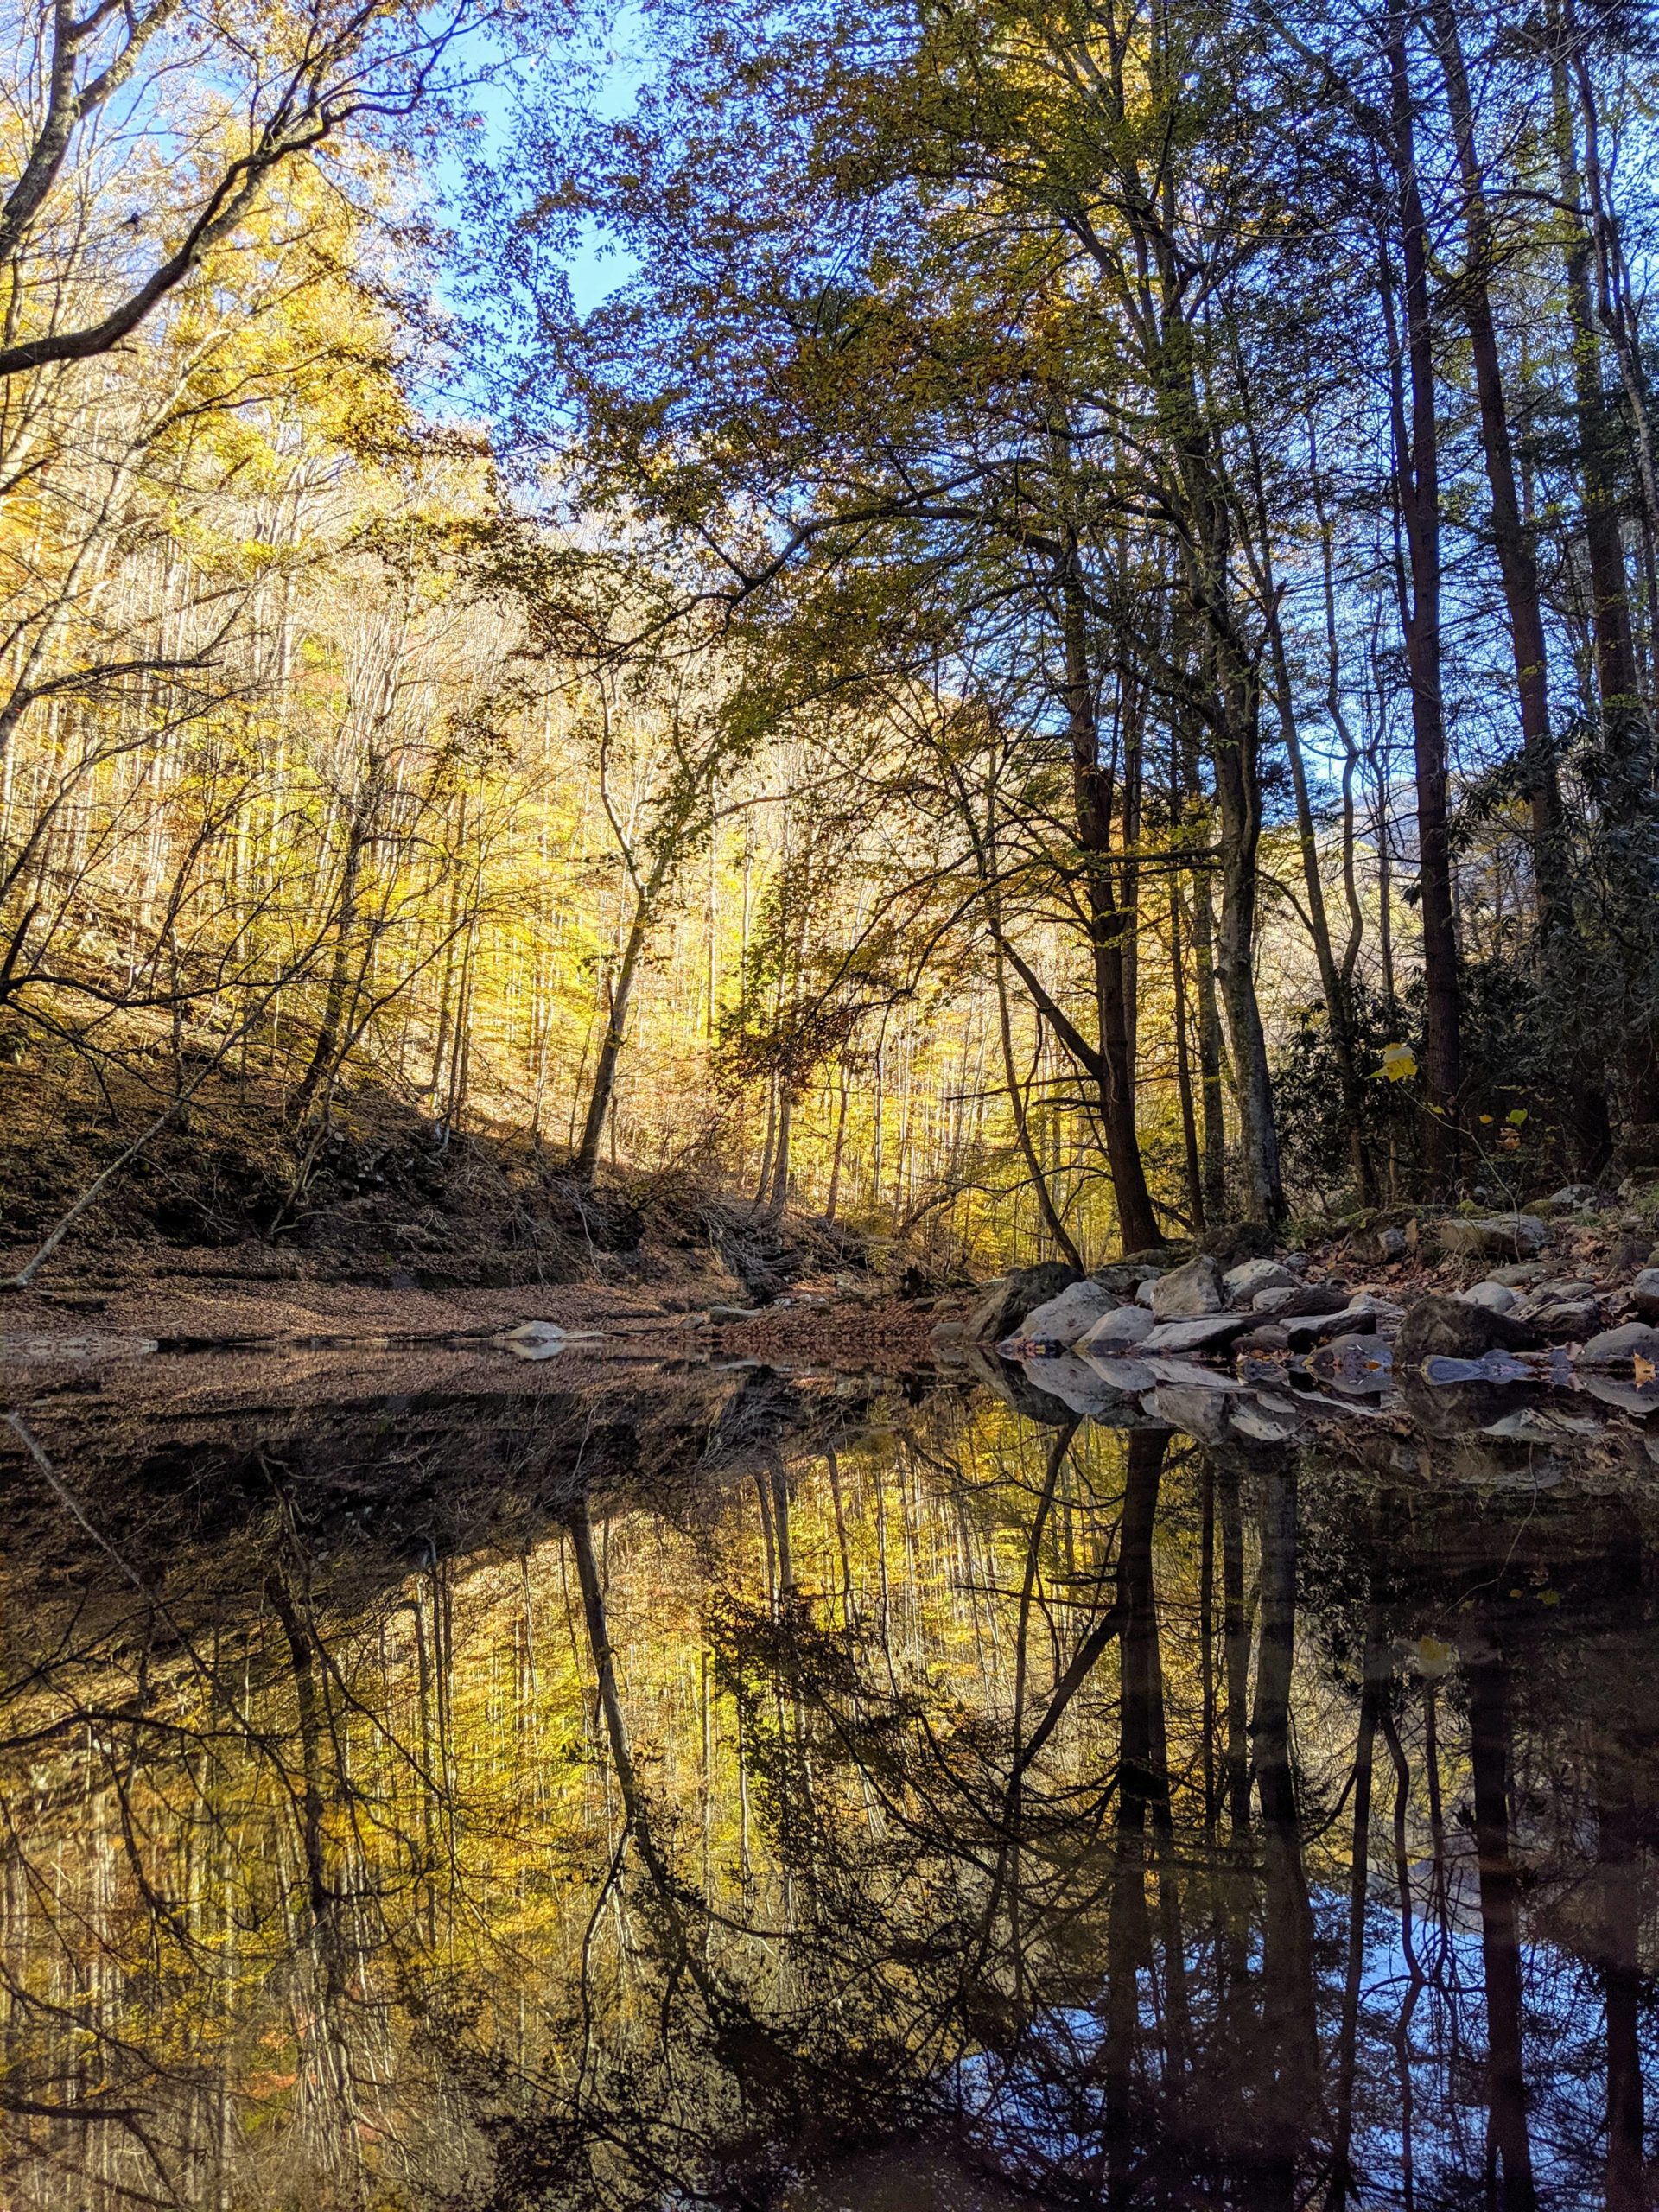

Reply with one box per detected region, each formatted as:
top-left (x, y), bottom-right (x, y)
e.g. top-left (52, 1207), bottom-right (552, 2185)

top-left (2, 1348), bottom-right (1656, 2209)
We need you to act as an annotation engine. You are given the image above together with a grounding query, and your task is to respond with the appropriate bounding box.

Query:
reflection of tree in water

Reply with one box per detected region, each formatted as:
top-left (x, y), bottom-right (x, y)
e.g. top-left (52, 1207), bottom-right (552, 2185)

top-left (2, 1392), bottom-right (1656, 2209)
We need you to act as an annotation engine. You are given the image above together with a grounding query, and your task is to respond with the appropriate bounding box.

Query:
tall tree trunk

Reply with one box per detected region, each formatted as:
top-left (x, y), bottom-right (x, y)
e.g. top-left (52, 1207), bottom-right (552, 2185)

top-left (575, 891), bottom-right (651, 1181)
top-left (1059, 557), bottom-right (1163, 1250)
top-left (1387, 3), bottom-right (1463, 1184)
top-left (1431, 0), bottom-right (1570, 934)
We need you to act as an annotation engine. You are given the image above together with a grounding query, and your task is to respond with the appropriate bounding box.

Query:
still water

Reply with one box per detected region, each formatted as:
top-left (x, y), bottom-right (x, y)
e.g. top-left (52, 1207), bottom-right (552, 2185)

top-left (1, 1347), bottom-right (1654, 2209)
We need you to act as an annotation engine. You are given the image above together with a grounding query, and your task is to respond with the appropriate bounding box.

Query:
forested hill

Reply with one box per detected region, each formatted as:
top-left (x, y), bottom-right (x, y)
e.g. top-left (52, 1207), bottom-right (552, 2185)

top-left (3, 0), bottom-right (1658, 1288)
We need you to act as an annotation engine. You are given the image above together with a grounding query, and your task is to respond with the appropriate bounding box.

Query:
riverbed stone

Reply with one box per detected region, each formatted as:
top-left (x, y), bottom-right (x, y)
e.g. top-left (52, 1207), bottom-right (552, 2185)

top-left (1222, 1257), bottom-right (1300, 1306)
top-left (1436, 1213), bottom-right (1549, 1261)
top-left (1149, 1255), bottom-right (1224, 1319)
top-left (965, 1262), bottom-right (1081, 1344)
top-left (1253, 1282), bottom-right (1349, 1318)
top-left (1077, 1302), bottom-right (1156, 1352)
top-left (1630, 1268), bottom-right (1659, 1320)
top-left (1581, 1320), bottom-right (1659, 1363)
top-left (1395, 1294), bottom-right (1544, 1361)
top-left (1017, 1352), bottom-right (1143, 1420)
top-left (1234, 1323), bottom-right (1292, 1356)
top-left (1456, 1281), bottom-right (1518, 1314)
top-left (1140, 1313), bottom-right (1253, 1356)
top-left (1016, 1280), bottom-right (1122, 1348)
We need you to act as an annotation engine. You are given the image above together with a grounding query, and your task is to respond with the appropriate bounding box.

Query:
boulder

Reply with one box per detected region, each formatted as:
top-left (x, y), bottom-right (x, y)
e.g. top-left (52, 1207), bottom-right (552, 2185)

top-left (1630, 1268), bottom-right (1659, 1321)
top-left (1234, 1323), bottom-right (1291, 1356)
top-left (1198, 1219), bottom-right (1277, 1266)
top-left (1456, 1281), bottom-right (1517, 1314)
top-left (1435, 1213), bottom-right (1549, 1261)
top-left (1395, 1294), bottom-right (1543, 1362)
top-left (1016, 1353), bottom-right (1143, 1421)
top-left (1375, 1224), bottom-right (1408, 1262)
top-left (1543, 1184), bottom-right (1599, 1212)
top-left (1149, 1255), bottom-right (1224, 1319)
top-left (1253, 1282), bottom-right (1349, 1318)
top-left (1140, 1313), bottom-right (1254, 1356)
top-left (1223, 1257), bottom-right (1300, 1305)
top-left (1580, 1320), bottom-right (1659, 1364)
top-left (1077, 1303), bottom-right (1156, 1352)
top-left (1080, 1353), bottom-right (1156, 1392)
top-left (1521, 1297), bottom-right (1600, 1340)
top-left (1093, 1261), bottom-right (1167, 1296)
top-left (965, 1263), bottom-right (1081, 1344)
top-left (1135, 1276), bottom-right (1160, 1308)
top-left (1017, 1280), bottom-right (1122, 1348)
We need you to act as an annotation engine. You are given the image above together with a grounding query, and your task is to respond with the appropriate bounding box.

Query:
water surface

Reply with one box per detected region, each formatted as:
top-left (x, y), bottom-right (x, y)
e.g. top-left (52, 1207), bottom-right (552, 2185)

top-left (2, 1348), bottom-right (1655, 2209)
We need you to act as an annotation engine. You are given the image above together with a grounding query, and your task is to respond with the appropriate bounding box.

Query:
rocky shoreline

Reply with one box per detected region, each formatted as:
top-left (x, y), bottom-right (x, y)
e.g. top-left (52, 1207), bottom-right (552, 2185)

top-left (927, 1206), bottom-right (1659, 1467)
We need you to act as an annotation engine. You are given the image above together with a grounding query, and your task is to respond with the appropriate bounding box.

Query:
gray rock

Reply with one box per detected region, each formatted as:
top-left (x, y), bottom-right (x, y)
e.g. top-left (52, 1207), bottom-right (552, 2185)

top-left (1520, 1297), bottom-right (1600, 1340)
top-left (1140, 1313), bottom-right (1253, 1356)
top-left (1230, 1395), bottom-right (1309, 1444)
top-left (965, 1262), bottom-right (1081, 1344)
top-left (1376, 1225), bottom-right (1408, 1261)
top-left (1581, 1320), bottom-right (1659, 1363)
top-left (1254, 1282), bottom-right (1350, 1318)
top-left (1395, 1294), bottom-right (1544, 1361)
top-left (1142, 1357), bottom-right (1249, 1390)
top-left (1077, 1303), bottom-right (1156, 1351)
top-left (1093, 1261), bottom-right (1167, 1295)
top-left (1436, 1213), bottom-right (1549, 1260)
top-left (1491, 1262), bottom-right (1547, 1287)
top-left (1223, 1257), bottom-right (1300, 1305)
top-left (1135, 1276), bottom-right (1160, 1308)
top-left (1483, 1408), bottom-right (1600, 1443)
top-left (1235, 1323), bottom-right (1292, 1356)
top-left (1147, 1385), bottom-right (1236, 1441)
top-left (1544, 1184), bottom-right (1599, 1211)
top-left (707, 1305), bottom-right (763, 1324)
top-left (1017, 1353), bottom-right (1142, 1420)
top-left (1456, 1281), bottom-right (1517, 1314)
top-left (1630, 1267), bottom-right (1659, 1321)
top-left (1149, 1255), bottom-right (1224, 1319)
top-left (1018, 1280), bottom-right (1122, 1347)
top-left (1281, 1297), bottom-right (1396, 1348)
top-left (1580, 1374), bottom-right (1659, 1413)
top-left (1080, 1354), bottom-right (1156, 1391)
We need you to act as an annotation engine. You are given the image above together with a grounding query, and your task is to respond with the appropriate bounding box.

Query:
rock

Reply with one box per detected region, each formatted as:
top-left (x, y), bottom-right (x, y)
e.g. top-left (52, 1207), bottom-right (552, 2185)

top-left (1544, 1184), bottom-right (1599, 1212)
top-left (1281, 1297), bottom-right (1398, 1349)
top-left (1230, 1394), bottom-right (1309, 1444)
top-left (1135, 1276), bottom-right (1160, 1308)
top-left (1253, 1282), bottom-right (1349, 1318)
top-left (1491, 1262), bottom-right (1546, 1287)
top-left (1308, 1334), bottom-right (1395, 1391)
top-left (707, 1304), bottom-right (763, 1324)
top-left (1080, 1354), bottom-right (1157, 1392)
top-left (1581, 1320), bottom-right (1659, 1364)
top-left (1483, 1408), bottom-right (1600, 1443)
top-left (1223, 1257), bottom-right (1300, 1305)
top-left (1093, 1261), bottom-right (1167, 1295)
top-left (1630, 1268), bottom-right (1659, 1321)
top-left (1198, 1219), bottom-right (1277, 1265)
top-left (1521, 1297), bottom-right (1600, 1340)
top-left (1456, 1281), bottom-right (1517, 1314)
top-left (1140, 1313), bottom-right (1254, 1356)
top-left (1149, 1255), bottom-right (1224, 1319)
top-left (1016, 1353), bottom-right (1143, 1420)
top-left (1077, 1303), bottom-right (1156, 1351)
top-left (1017, 1280), bottom-right (1122, 1348)
top-left (1436, 1213), bottom-right (1549, 1260)
top-left (1234, 1323), bottom-right (1292, 1356)
top-left (1395, 1294), bottom-right (1544, 1362)
top-left (965, 1262), bottom-right (1081, 1344)
top-left (1376, 1225), bottom-right (1408, 1261)
top-left (1147, 1385), bottom-right (1236, 1441)
top-left (1580, 1374), bottom-right (1659, 1413)
top-left (1142, 1357), bottom-right (1249, 1389)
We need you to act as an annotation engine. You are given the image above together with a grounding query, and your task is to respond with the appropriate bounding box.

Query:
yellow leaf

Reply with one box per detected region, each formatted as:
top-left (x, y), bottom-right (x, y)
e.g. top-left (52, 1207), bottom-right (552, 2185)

top-left (1380, 1042), bottom-right (1417, 1082)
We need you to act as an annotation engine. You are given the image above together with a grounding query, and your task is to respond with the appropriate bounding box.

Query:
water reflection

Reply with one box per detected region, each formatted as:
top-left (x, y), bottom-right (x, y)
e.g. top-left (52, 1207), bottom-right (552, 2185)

top-left (1, 1372), bottom-right (1655, 2208)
